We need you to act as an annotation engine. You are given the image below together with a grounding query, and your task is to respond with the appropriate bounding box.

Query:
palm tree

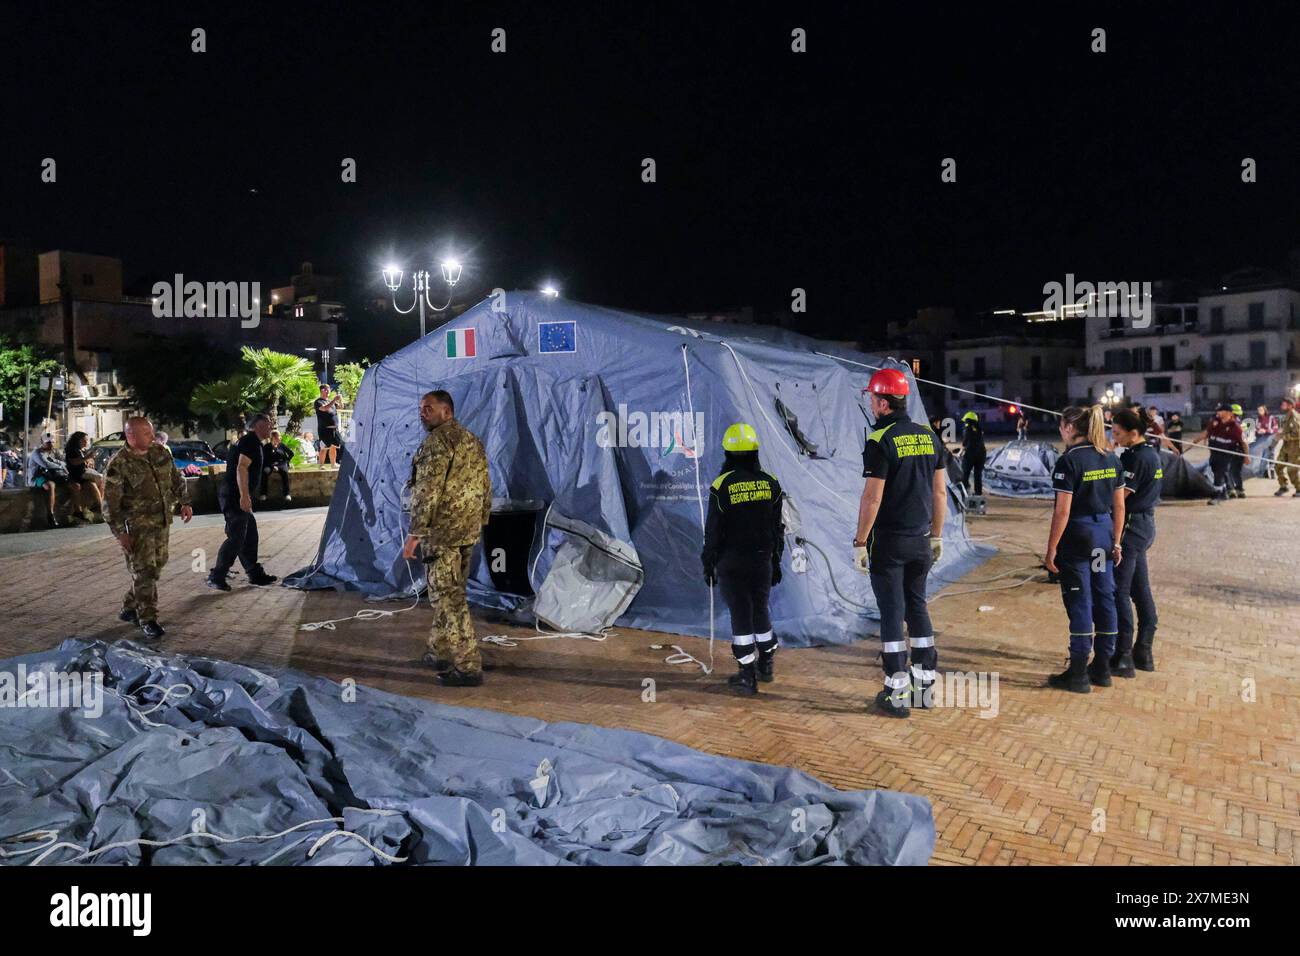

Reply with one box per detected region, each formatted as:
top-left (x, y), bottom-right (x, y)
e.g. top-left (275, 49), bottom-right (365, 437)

top-left (241, 347), bottom-right (315, 421)
top-left (190, 374), bottom-right (254, 432)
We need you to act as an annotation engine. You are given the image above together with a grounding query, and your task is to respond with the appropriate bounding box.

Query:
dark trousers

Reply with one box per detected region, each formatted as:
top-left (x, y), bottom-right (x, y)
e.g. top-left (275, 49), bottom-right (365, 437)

top-left (1209, 453), bottom-right (1230, 497)
top-left (1228, 456), bottom-right (1244, 491)
top-left (717, 551), bottom-right (773, 636)
top-left (868, 533), bottom-right (935, 692)
top-left (266, 464), bottom-right (290, 496)
top-left (214, 492), bottom-right (259, 577)
top-left (1057, 514), bottom-right (1117, 658)
top-left (1114, 512), bottom-right (1157, 655)
top-left (961, 455), bottom-right (985, 495)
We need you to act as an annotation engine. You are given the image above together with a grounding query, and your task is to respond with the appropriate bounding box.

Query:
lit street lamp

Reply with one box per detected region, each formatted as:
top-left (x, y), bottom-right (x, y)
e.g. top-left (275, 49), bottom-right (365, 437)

top-left (383, 259), bottom-right (461, 338)
top-left (306, 345), bottom-right (345, 386)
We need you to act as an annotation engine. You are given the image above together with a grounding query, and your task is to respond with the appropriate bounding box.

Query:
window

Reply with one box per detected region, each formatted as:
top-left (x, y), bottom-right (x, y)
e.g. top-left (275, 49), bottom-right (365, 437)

top-left (82, 273), bottom-right (94, 286)
top-left (1144, 377), bottom-right (1172, 394)
top-left (1131, 347), bottom-right (1153, 372)
top-left (1104, 349), bottom-right (1130, 373)
top-left (1210, 306), bottom-right (1225, 333)
top-left (1249, 340), bottom-right (1266, 367)
top-left (1160, 345), bottom-right (1176, 370)
top-left (949, 357), bottom-right (958, 374)
top-left (1248, 301), bottom-right (1265, 330)
top-left (1031, 355), bottom-right (1042, 376)
top-left (1209, 343), bottom-right (1225, 370)
top-left (974, 356), bottom-right (986, 378)
top-left (1250, 383), bottom-right (1265, 405)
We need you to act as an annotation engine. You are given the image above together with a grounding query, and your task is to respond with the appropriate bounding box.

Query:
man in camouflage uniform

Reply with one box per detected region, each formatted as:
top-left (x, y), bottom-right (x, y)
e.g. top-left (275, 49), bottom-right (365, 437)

top-left (1272, 396), bottom-right (1300, 497)
top-left (104, 416), bottom-right (193, 640)
top-left (402, 390), bottom-right (492, 686)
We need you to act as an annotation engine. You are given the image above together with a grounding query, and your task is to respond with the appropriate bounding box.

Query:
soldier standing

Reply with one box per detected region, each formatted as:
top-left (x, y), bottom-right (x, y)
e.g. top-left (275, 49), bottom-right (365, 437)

top-left (1272, 396), bottom-right (1300, 497)
top-left (401, 390), bottom-right (492, 686)
top-left (104, 416), bottom-right (193, 641)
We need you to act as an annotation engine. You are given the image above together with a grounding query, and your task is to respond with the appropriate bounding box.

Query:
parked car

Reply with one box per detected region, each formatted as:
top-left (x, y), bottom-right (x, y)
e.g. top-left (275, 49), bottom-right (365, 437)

top-left (168, 440), bottom-right (221, 472)
top-left (90, 432), bottom-right (127, 471)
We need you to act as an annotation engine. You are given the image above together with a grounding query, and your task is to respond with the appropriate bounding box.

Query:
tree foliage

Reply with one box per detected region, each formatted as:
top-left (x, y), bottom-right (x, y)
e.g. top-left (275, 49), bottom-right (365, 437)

top-left (335, 361), bottom-right (369, 406)
top-left (0, 336), bottom-right (61, 431)
top-left (113, 332), bottom-right (242, 434)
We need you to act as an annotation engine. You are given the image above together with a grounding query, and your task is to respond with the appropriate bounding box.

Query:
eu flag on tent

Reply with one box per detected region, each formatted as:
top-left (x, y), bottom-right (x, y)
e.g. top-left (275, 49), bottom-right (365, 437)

top-left (539, 321), bottom-right (577, 354)
top-left (447, 327), bottom-right (476, 358)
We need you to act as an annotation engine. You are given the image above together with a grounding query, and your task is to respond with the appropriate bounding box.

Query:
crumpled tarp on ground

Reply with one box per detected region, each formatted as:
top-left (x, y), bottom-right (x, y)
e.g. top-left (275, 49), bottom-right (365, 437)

top-left (981, 439), bottom-right (1060, 499)
top-left (0, 640), bottom-right (935, 866)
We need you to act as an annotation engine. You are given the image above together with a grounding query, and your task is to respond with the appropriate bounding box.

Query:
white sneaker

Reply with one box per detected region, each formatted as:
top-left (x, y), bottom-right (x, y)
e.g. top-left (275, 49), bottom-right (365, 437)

top-left (284, 495), bottom-right (293, 502)
top-left (258, 494), bottom-right (267, 501)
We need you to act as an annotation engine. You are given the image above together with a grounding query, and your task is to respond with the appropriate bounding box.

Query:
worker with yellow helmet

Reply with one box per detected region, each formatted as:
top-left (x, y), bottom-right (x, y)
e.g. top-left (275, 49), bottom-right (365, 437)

top-left (701, 423), bottom-right (786, 695)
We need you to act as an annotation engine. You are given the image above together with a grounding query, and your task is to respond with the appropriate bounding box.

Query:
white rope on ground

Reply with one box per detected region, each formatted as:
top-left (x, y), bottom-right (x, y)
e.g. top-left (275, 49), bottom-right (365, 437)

top-left (8, 808), bottom-right (408, 866)
top-left (677, 345), bottom-right (715, 675)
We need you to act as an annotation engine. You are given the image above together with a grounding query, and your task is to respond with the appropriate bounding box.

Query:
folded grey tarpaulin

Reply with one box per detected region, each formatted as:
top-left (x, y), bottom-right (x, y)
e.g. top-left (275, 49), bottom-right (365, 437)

top-left (0, 640), bottom-right (935, 866)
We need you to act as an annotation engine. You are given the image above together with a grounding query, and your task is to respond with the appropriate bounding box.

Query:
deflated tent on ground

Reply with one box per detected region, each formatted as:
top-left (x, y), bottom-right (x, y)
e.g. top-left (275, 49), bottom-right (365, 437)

top-left (1161, 449), bottom-right (1217, 498)
top-left (981, 440), bottom-right (1060, 499)
top-left (0, 640), bottom-right (935, 865)
top-left (288, 293), bottom-right (989, 646)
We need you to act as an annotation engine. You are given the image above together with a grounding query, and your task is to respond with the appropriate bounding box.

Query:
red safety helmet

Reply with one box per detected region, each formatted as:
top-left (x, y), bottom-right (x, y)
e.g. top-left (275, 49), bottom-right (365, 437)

top-left (865, 367), bottom-right (910, 396)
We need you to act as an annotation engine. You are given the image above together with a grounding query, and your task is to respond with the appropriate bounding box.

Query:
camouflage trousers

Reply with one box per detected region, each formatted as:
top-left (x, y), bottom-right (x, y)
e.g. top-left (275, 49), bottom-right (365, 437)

top-left (1277, 442), bottom-right (1300, 490)
top-left (426, 544), bottom-right (480, 674)
top-left (121, 519), bottom-right (171, 622)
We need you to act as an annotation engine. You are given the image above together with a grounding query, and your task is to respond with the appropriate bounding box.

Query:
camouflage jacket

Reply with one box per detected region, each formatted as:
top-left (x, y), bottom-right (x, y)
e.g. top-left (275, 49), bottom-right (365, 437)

top-left (104, 445), bottom-right (191, 535)
top-left (1278, 408), bottom-right (1300, 445)
top-left (409, 418), bottom-right (491, 547)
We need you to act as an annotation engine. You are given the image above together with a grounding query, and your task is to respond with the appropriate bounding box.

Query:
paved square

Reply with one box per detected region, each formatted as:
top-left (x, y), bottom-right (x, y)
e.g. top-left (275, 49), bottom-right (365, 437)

top-left (2, 478), bottom-right (1296, 865)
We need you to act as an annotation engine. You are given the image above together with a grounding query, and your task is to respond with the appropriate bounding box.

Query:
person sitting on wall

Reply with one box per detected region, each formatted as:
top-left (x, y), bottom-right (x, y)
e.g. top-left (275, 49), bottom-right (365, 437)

top-left (260, 429), bottom-right (294, 502)
top-left (27, 436), bottom-right (71, 529)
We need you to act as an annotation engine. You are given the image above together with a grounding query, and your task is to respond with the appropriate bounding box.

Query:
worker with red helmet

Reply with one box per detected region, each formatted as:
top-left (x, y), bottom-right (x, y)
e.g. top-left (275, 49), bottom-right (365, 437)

top-left (853, 367), bottom-right (947, 718)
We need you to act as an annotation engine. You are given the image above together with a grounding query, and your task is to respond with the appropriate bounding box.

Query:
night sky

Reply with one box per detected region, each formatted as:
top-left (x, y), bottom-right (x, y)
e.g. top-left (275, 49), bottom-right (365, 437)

top-left (3, 2), bottom-right (1300, 336)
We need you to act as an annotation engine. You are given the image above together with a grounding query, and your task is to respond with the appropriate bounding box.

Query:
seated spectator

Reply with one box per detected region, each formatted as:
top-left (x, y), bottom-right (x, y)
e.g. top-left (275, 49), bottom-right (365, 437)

top-left (64, 431), bottom-right (105, 521)
top-left (27, 437), bottom-right (70, 528)
top-left (260, 429), bottom-right (294, 502)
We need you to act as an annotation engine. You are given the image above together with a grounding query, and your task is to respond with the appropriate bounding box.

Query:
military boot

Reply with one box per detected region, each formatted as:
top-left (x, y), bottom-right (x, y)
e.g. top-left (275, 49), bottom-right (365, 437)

top-left (1048, 655), bottom-right (1091, 693)
top-left (140, 621), bottom-right (165, 642)
top-left (755, 643), bottom-right (777, 683)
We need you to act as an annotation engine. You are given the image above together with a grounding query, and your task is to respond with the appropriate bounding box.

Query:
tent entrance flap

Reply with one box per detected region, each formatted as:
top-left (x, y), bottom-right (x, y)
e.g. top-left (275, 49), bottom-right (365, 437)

top-left (534, 510), bottom-right (643, 633)
top-left (484, 500), bottom-right (546, 597)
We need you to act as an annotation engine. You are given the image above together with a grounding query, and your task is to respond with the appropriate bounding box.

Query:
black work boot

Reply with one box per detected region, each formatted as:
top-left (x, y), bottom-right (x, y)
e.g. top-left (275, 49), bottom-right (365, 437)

top-left (1087, 654), bottom-right (1112, 687)
top-left (1048, 655), bottom-right (1091, 693)
top-left (247, 567), bottom-right (278, 587)
top-left (206, 573), bottom-right (232, 592)
top-left (727, 662), bottom-right (759, 696)
top-left (118, 608), bottom-right (139, 624)
top-left (755, 643), bottom-right (777, 683)
top-left (1133, 629), bottom-right (1156, 672)
top-left (1109, 649), bottom-right (1137, 678)
top-left (873, 687), bottom-right (910, 718)
top-left (437, 668), bottom-right (484, 687)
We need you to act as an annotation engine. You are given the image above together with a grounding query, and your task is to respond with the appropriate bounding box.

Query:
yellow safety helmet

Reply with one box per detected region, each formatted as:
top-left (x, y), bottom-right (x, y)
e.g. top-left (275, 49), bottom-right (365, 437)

top-left (1230, 403), bottom-right (1243, 416)
top-left (962, 411), bottom-right (979, 423)
top-left (722, 422), bottom-right (759, 452)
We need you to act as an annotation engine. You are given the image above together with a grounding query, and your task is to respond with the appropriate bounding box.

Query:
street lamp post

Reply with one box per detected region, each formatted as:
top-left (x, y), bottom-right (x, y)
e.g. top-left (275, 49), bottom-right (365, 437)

top-left (306, 346), bottom-right (345, 386)
top-left (383, 259), bottom-right (462, 338)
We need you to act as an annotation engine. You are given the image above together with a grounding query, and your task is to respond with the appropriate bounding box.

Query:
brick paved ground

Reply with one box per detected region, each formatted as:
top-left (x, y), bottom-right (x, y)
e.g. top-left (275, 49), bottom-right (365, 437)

top-left (2, 478), bottom-right (1297, 865)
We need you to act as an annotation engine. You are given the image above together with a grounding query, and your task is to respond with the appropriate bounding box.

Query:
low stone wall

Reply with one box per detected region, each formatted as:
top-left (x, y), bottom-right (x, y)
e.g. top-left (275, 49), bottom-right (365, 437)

top-left (0, 468), bottom-right (339, 534)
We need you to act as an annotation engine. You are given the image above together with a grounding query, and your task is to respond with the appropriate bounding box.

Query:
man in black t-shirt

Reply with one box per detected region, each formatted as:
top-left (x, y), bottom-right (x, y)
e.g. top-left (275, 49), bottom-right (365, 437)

top-left (853, 368), bottom-right (947, 718)
top-left (314, 384), bottom-right (343, 467)
top-left (207, 413), bottom-right (277, 591)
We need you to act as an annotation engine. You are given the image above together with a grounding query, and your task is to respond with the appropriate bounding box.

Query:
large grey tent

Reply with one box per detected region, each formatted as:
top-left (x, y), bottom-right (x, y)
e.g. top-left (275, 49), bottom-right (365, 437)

top-left (981, 439), bottom-right (1060, 499)
top-left (287, 294), bottom-right (989, 647)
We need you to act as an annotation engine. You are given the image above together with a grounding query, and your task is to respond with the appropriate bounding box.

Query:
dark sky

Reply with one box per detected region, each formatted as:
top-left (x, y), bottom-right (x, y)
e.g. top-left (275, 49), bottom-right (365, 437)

top-left (3, 1), bottom-right (1300, 336)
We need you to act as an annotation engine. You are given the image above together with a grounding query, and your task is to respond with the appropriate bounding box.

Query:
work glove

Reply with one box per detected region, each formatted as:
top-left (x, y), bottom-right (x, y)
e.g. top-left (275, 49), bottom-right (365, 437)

top-left (853, 545), bottom-right (870, 574)
top-left (930, 537), bottom-right (943, 563)
top-left (703, 567), bottom-right (716, 587)
top-left (771, 562), bottom-right (782, 586)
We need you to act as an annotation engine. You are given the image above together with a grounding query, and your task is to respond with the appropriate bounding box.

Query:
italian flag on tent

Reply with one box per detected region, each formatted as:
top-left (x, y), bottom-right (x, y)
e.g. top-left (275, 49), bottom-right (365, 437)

top-left (446, 327), bottom-right (476, 359)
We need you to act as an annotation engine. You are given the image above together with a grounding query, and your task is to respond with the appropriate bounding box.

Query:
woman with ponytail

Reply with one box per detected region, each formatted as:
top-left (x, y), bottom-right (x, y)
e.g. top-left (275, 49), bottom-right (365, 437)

top-left (1044, 404), bottom-right (1126, 693)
